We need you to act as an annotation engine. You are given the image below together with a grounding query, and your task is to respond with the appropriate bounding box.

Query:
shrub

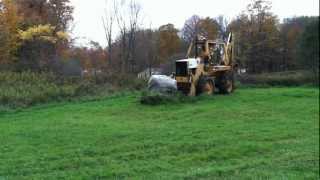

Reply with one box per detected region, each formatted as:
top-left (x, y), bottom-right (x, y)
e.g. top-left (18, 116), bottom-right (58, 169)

top-left (104, 73), bottom-right (147, 90)
top-left (0, 71), bottom-right (109, 108)
top-left (140, 90), bottom-right (198, 105)
top-left (237, 71), bottom-right (318, 87)
top-left (140, 92), bottom-right (175, 105)
top-left (74, 80), bottom-right (96, 96)
top-left (0, 72), bottom-right (58, 107)
top-left (0, 71), bottom-right (151, 109)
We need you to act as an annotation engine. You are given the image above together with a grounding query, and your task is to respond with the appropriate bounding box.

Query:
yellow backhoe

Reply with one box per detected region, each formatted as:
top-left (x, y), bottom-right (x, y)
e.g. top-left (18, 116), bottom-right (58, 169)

top-left (174, 33), bottom-right (235, 96)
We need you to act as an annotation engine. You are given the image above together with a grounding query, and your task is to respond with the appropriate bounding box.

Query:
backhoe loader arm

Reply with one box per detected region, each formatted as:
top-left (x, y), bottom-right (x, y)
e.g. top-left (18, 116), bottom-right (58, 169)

top-left (222, 33), bottom-right (233, 66)
top-left (186, 42), bottom-right (193, 58)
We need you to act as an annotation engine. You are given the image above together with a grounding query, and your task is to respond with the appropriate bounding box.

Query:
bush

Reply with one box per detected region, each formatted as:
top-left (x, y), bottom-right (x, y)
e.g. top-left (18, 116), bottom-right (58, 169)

top-left (103, 73), bottom-right (147, 90)
top-left (0, 71), bottom-right (148, 109)
top-left (140, 92), bottom-right (175, 105)
top-left (140, 90), bottom-right (198, 105)
top-left (237, 71), bottom-right (318, 87)
top-left (0, 71), bottom-right (111, 109)
top-left (0, 72), bottom-right (58, 107)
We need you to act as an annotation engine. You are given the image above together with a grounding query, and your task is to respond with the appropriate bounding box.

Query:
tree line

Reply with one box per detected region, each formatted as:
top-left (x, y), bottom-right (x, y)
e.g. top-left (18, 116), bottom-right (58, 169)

top-left (0, 0), bottom-right (318, 78)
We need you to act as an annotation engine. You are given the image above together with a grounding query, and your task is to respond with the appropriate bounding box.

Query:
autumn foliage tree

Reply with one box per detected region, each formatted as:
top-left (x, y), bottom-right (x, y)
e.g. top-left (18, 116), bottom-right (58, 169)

top-left (157, 24), bottom-right (181, 65)
top-left (133, 29), bottom-right (159, 72)
top-left (1, 0), bottom-right (318, 85)
top-left (3, 0), bottom-right (74, 72)
top-left (198, 17), bottom-right (219, 40)
top-left (297, 17), bottom-right (319, 80)
top-left (15, 0), bottom-right (73, 31)
top-left (0, 0), bottom-right (20, 67)
top-left (279, 16), bottom-right (318, 70)
top-left (228, 0), bottom-right (281, 73)
top-left (17, 24), bottom-right (69, 71)
top-left (182, 15), bottom-right (220, 43)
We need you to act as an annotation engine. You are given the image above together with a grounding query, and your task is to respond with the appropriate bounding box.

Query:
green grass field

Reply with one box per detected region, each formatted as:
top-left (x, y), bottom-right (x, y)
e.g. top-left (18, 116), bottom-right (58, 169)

top-left (0, 87), bottom-right (319, 179)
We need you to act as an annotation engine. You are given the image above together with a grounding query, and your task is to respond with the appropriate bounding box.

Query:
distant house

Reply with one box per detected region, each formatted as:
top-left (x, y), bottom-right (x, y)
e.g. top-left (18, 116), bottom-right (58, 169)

top-left (61, 59), bottom-right (82, 77)
top-left (237, 68), bottom-right (247, 74)
top-left (137, 68), bottom-right (162, 80)
top-left (81, 69), bottom-right (103, 77)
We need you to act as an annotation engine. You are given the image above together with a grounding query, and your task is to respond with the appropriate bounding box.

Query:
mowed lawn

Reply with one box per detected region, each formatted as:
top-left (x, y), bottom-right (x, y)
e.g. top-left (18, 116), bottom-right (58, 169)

top-left (0, 88), bottom-right (319, 179)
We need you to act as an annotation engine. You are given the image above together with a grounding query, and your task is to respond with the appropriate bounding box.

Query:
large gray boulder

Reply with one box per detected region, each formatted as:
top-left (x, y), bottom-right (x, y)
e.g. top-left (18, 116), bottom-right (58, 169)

top-left (148, 75), bottom-right (177, 93)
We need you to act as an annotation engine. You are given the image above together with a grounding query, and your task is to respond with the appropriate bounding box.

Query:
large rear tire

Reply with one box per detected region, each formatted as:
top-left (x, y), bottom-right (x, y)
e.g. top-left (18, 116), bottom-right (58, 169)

top-left (216, 71), bottom-right (234, 94)
top-left (196, 76), bottom-right (214, 95)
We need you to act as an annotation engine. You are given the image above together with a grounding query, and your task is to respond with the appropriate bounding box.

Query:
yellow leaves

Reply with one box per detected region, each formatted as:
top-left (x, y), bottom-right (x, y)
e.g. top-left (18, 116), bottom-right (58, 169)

top-left (18, 24), bottom-right (54, 43)
top-left (18, 24), bottom-right (69, 43)
top-left (56, 31), bottom-right (69, 40)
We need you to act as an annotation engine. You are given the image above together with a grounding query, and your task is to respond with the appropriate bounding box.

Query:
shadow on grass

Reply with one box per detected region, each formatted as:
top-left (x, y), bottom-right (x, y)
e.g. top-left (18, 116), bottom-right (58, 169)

top-left (140, 90), bottom-right (210, 106)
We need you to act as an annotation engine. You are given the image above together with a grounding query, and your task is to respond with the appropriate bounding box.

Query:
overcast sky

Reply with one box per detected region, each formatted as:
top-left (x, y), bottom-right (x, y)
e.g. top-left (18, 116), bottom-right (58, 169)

top-left (70, 0), bottom-right (319, 47)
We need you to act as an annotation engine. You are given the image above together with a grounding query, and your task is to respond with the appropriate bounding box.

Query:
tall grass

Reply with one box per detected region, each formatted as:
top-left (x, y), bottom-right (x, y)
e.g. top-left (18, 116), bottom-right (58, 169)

top-left (237, 70), bottom-right (318, 87)
top-left (0, 72), bottom-right (100, 108)
top-left (0, 71), bottom-right (147, 109)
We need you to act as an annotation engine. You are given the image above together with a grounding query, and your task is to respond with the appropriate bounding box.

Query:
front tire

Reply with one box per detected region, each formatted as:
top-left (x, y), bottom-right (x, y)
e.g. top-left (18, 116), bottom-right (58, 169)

top-left (196, 76), bottom-right (214, 95)
top-left (216, 71), bottom-right (234, 94)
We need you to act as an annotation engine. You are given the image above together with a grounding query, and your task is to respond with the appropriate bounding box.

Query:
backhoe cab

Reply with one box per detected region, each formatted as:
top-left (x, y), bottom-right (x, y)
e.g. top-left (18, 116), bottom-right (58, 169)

top-left (175, 33), bottom-right (235, 96)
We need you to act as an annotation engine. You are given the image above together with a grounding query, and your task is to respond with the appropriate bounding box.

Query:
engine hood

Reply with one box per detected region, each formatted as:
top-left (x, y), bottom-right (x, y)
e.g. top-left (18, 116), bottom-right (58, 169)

top-left (176, 58), bottom-right (200, 69)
